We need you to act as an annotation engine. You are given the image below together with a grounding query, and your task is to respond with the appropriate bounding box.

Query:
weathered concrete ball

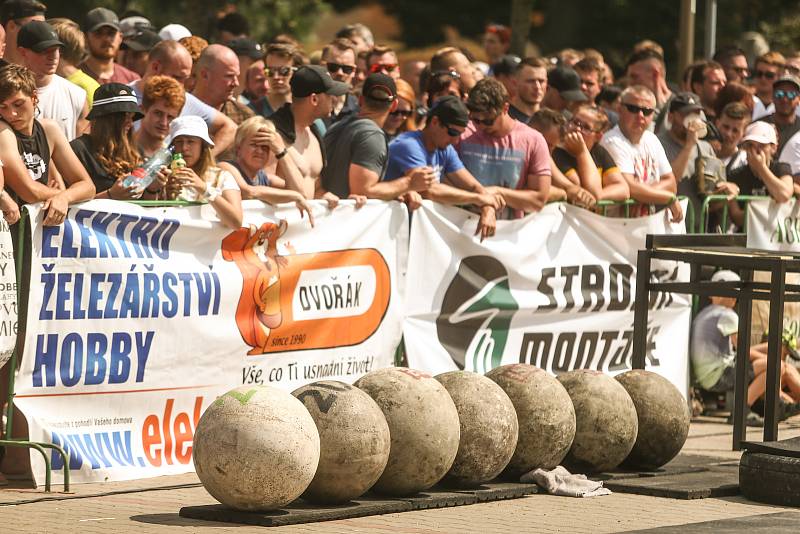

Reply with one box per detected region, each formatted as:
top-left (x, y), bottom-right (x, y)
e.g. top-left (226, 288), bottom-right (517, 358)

top-left (355, 367), bottom-right (460, 496)
top-left (558, 370), bottom-right (638, 472)
top-left (193, 385), bottom-right (320, 511)
top-left (436, 371), bottom-right (518, 487)
top-left (485, 364), bottom-right (575, 478)
top-left (615, 370), bottom-right (690, 470)
top-left (292, 380), bottom-right (390, 503)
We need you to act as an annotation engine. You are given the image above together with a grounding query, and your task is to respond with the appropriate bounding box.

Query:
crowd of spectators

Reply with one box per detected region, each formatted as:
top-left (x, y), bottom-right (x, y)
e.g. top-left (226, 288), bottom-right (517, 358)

top-left (0, 2), bottom-right (795, 239)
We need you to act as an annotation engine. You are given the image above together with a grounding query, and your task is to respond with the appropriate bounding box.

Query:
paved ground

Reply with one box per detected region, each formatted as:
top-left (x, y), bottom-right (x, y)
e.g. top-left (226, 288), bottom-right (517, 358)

top-left (2, 417), bottom-right (800, 533)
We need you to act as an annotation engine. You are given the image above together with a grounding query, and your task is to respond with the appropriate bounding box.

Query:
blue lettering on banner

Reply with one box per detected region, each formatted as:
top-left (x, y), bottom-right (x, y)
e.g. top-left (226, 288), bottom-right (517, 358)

top-left (50, 430), bottom-right (137, 470)
top-left (32, 331), bottom-right (153, 387)
top-left (41, 209), bottom-right (180, 260)
top-left (38, 271), bottom-right (221, 321)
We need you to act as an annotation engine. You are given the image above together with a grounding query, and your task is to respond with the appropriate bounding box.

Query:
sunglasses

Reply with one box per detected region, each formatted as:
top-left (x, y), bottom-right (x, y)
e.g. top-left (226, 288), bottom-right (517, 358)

top-left (370, 63), bottom-right (398, 74)
top-left (265, 65), bottom-right (296, 78)
top-left (731, 66), bottom-right (750, 75)
top-left (389, 109), bottom-right (413, 118)
top-left (774, 89), bottom-right (799, 100)
top-left (755, 69), bottom-right (778, 80)
top-left (622, 102), bottom-right (656, 116)
top-left (442, 123), bottom-right (462, 137)
top-left (326, 62), bottom-right (356, 75)
top-left (469, 114), bottom-right (498, 126)
top-left (432, 69), bottom-right (461, 80)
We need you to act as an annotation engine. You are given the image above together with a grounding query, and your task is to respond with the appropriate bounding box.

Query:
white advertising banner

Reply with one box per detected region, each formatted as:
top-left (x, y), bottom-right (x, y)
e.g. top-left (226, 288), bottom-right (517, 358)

top-left (14, 199), bottom-right (406, 484)
top-left (0, 216), bottom-right (16, 368)
top-left (403, 202), bottom-right (691, 396)
top-left (747, 197), bottom-right (800, 250)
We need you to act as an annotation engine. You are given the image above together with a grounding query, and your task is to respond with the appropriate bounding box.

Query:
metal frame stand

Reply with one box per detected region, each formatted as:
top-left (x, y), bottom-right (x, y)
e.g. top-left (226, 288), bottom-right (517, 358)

top-left (1, 210), bottom-right (69, 492)
top-left (632, 233), bottom-right (800, 450)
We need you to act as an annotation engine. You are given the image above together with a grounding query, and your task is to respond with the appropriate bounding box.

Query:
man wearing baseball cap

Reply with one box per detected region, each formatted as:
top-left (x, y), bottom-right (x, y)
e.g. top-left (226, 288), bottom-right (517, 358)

top-left (225, 37), bottom-right (262, 102)
top-left (17, 20), bottom-right (88, 140)
top-left (321, 72), bottom-right (401, 200)
top-left (120, 28), bottom-right (160, 77)
top-left (80, 7), bottom-right (139, 85)
top-left (727, 120), bottom-right (793, 227)
top-left (542, 65), bottom-right (587, 117)
top-left (385, 95), bottom-right (504, 239)
top-left (1, 0), bottom-right (45, 66)
top-left (269, 64), bottom-right (349, 197)
top-left (760, 74), bottom-right (800, 157)
top-left (657, 91), bottom-right (737, 222)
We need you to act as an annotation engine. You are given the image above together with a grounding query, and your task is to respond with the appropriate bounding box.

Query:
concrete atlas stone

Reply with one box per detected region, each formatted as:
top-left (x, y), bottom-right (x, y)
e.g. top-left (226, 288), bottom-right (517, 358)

top-left (292, 380), bottom-right (391, 503)
top-left (615, 369), bottom-right (690, 469)
top-left (355, 367), bottom-right (460, 496)
top-left (485, 364), bottom-right (575, 478)
top-left (193, 385), bottom-right (320, 511)
top-left (558, 369), bottom-right (638, 472)
top-left (436, 370), bottom-right (518, 487)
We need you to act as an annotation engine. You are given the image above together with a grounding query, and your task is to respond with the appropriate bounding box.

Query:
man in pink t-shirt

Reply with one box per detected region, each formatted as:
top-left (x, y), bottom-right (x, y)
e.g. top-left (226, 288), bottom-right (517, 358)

top-left (457, 78), bottom-right (551, 218)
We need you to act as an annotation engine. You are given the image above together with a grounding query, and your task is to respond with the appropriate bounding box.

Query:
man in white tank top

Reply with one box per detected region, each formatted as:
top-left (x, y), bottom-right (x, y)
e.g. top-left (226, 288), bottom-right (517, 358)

top-left (17, 20), bottom-right (87, 141)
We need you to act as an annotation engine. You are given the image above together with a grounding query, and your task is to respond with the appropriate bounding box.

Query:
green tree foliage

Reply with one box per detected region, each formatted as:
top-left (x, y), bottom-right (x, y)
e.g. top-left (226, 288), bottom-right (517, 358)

top-left (44, 0), bottom-right (328, 43)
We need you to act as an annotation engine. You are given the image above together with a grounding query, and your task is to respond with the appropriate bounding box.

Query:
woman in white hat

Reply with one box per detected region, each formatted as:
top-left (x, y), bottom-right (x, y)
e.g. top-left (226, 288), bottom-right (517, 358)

top-left (166, 115), bottom-right (242, 229)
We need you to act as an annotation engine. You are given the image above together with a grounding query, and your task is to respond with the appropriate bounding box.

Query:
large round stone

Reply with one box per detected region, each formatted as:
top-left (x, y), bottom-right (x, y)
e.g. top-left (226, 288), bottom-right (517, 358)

top-left (355, 367), bottom-right (460, 496)
top-left (436, 370), bottom-right (518, 487)
top-left (615, 370), bottom-right (690, 469)
top-left (193, 385), bottom-right (320, 511)
top-left (485, 364), bottom-right (575, 478)
top-left (558, 369), bottom-right (638, 472)
top-left (292, 380), bottom-right (390, 503)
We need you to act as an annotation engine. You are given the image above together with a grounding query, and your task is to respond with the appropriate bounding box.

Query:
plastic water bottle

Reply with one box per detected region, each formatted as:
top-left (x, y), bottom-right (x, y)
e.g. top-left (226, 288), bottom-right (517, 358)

top-left (122, 146), bottom-right (174, 188)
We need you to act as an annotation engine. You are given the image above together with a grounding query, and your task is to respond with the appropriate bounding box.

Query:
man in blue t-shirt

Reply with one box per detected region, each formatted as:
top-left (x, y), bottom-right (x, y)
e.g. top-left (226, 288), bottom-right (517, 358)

top-left (386, 96), bottom-right (504, 239)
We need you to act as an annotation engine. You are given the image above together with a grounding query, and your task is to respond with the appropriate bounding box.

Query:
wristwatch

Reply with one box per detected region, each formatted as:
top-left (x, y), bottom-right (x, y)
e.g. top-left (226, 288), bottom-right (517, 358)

top-left (275, 148), bottom-right (289, 160)
top-left (203, 183), bottom-right (222, 202)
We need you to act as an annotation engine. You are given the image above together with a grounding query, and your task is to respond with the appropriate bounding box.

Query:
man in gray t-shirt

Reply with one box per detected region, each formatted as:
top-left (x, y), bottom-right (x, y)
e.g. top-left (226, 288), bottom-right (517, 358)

top-left (321, 73), bottom-right (436, 200)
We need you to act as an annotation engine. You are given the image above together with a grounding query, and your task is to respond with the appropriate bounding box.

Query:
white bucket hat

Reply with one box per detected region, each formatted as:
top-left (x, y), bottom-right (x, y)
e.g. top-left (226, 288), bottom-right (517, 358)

top-left (166, 115), bottom-right (215, 147)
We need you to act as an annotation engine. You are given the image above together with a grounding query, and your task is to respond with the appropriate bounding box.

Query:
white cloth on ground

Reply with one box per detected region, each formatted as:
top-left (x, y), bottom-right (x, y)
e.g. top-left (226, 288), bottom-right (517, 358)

top-left (520, 466), bottom-right (612, 498)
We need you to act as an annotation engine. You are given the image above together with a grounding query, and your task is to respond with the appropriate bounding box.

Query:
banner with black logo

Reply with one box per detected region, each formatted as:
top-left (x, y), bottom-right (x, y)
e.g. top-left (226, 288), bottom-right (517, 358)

top-left (403, 202), bottom-right (691, 397)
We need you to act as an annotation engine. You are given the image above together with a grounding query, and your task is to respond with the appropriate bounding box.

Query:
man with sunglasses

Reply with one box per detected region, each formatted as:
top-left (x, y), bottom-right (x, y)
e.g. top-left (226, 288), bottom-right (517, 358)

top-left (320, 38), bottom-right (359, 125)
top-left (457, 78), bottom-right (551, 218)
top-left (600, 85), bottom-right (682, 222)
top-left (367, 44), bottom-right (400, 80)
top-left (713, 46), bottom-right (750, 85)
top-left (251, 42), bottom-right (297, 119)
top-left (385, 96), bottom-right (504, 240)
top-left (752, 51), bottom-right (785, 120)
top-left (759, 75), bottom-right (800, 159)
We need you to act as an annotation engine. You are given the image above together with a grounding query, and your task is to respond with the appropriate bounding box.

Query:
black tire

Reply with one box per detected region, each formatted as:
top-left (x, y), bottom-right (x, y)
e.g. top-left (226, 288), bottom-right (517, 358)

top-left (740, 451), bottom-right (800, 506)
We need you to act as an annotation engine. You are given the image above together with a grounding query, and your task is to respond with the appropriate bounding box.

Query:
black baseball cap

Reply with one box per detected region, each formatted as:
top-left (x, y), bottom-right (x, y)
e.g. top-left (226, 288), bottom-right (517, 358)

top-left (0, 0), bottom-right (45, 24)
top-left (17, 20), bottom-right (63, 52)
top-left (428, 95), bottom-right (468, 127)
top-left (775, 74), bottom-right (800, 92)
top-left (84, 7), bottom-right (119, 33)
top-left (290, 65), bottom-right (349, 98)
top-left (362, 72), bottom-right (396, 102)
top-left (122, 29), bottom-right (161, 52)
top-left (492, 55), bottom-right (521, 77)
top-left (87, 83), bottom-right (143, 121)
top-left (547, 66), bottom-right (588, 102)
top-left (669, 91), bottom-right (703, 114)
top-left (226, 38), bottom-right (262, 60)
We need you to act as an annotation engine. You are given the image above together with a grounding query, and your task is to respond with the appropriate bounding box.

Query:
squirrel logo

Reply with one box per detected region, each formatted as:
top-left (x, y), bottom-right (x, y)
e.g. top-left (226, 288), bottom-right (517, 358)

top-left (222, 220), bottom-right (288, 355)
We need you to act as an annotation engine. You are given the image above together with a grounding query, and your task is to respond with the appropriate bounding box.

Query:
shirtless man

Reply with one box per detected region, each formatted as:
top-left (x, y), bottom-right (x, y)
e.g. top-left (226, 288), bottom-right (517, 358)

top-left (269, 65), bottom-right (347, 198)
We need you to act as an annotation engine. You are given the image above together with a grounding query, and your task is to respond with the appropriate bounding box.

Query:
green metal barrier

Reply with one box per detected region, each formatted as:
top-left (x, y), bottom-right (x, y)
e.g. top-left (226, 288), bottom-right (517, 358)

top-left (596, 196), bottom-right (695, 233)
top-left (1, 209), bottom-right (70, 492)
top-left (699, 194), bottom-right (771, 234)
